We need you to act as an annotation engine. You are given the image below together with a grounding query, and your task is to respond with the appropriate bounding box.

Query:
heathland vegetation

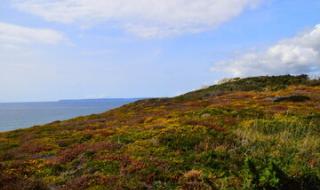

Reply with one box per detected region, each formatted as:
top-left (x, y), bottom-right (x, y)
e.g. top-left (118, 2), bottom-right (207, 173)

top-left (0, 75), bottom-right (320, 189)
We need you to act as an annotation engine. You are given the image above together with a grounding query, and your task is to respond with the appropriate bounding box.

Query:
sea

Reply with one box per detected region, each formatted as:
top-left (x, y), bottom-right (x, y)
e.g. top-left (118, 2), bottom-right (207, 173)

top-left (0, 98), bottom-right (140, 132)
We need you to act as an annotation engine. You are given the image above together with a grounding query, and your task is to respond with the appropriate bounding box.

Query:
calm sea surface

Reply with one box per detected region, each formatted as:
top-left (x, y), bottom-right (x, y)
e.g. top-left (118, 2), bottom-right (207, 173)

top-left (0, 99), bottom-right (139, 132)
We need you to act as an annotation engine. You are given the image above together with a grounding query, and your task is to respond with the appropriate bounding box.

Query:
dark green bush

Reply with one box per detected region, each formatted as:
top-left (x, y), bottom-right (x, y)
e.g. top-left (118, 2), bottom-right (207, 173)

top-left (272, 95), bottom-right (310, 103)
top-left (242, 158), bottom-right (320, 190)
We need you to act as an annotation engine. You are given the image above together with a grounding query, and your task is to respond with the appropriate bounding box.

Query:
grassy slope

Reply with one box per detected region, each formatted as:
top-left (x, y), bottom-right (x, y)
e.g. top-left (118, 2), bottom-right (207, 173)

top-left (1, 75), bottom-right (320, 190)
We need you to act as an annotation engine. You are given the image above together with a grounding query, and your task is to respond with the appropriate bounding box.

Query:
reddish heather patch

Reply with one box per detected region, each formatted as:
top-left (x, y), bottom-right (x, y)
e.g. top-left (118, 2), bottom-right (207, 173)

top-left (55, 144), bottom-right (87, 164)
top-left (270, 105), bottom-right (288, 112)
top-left (99, 155), bottom-right (147, 175)
top-left (121, 159), bottom-right (146, 175)
top-left (227, 93), bottom-right (253, 100)
top-left (309, 159), bottom-right (318, 168)
top-left (20, 142), bottom-right (54, 154)
top-left (184, 119), bottom-right (226, 132)
top-left (223, 116), bottom-right (237, 126)
top-left (62, 175), bottom-right (119, 190)
top-left (54, 142), bottom-right (121, 164)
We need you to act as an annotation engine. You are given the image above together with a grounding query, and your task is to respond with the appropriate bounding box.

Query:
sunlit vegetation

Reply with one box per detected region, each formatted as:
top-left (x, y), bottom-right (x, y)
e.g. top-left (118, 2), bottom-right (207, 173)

top-left (1, 75), bottom-right (320, 189)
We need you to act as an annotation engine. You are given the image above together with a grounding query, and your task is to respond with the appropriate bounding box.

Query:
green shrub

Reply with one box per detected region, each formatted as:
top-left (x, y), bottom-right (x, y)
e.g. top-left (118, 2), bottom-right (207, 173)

top-left (158, 126), bottom-right (207, 152)
top-left (242, 158), bottom-right (320, 190)
top-left (86, 160), bottom-right (120, 175)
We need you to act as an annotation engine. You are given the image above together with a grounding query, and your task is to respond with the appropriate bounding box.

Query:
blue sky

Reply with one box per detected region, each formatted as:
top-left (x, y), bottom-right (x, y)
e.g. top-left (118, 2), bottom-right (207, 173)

top-left (0, 0), bottom-right (320, 102)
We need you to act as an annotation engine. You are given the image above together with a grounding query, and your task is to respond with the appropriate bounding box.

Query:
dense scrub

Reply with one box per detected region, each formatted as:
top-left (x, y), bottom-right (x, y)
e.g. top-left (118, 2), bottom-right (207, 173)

top-left (1, 75), bottom-right (320, 189)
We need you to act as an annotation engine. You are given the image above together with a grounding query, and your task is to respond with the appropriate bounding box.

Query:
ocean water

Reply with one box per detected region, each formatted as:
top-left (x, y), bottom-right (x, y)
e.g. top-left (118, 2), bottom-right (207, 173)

top-left (0, 99), bottom-right (139, 132)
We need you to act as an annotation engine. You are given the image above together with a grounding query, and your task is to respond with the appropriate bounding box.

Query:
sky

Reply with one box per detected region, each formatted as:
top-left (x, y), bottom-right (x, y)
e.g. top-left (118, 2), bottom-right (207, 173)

top-left (0, 0), bottom-right (320, 102)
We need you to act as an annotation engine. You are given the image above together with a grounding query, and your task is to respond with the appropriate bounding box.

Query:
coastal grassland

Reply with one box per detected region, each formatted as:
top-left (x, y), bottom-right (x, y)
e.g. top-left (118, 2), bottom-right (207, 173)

top-left (0, 75), bottom-right (320, 189)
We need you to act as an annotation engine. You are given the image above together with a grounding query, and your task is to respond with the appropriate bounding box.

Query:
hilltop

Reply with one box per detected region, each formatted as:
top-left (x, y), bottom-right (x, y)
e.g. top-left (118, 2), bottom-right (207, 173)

top-left (1, 75), bottom-right (320, 190)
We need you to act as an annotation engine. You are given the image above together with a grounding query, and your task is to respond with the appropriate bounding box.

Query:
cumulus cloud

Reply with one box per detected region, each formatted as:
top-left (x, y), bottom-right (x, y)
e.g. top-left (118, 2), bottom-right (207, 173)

top-left (212, 24), bottom-right (320, 76)
top-left (12, 0), bottom-right (261, 38)
top-left (0, 22), bottom-right (65, 46)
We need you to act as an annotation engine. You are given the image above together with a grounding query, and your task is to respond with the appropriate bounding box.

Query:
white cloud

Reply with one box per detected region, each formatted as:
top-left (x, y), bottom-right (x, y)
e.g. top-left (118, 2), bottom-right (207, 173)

top-left (212, 24), bottom-right (320, 76)
top-left (0, 22), bottom-right (65, 46)
top-left (12, 0), bottom-right (261, 38)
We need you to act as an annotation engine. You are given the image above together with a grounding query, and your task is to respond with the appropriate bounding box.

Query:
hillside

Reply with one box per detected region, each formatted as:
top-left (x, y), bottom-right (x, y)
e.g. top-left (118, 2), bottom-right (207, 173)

top-left (1, 75), bottom-right (320, 190)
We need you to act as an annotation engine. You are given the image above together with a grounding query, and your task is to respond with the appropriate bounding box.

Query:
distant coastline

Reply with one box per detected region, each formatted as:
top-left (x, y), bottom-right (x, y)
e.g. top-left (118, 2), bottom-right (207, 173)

top-left (58, 98), bottom-right (143, 103)
top-left (0, 98), bottom-right (143, 132)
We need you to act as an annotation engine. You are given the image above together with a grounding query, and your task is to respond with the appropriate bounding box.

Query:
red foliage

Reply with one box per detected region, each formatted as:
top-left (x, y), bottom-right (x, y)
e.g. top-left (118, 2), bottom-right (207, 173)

top-left (228, 93), bottom-right (253, 100)
top-left (121, 159), bottom-right (146, 174)
top-left (270, 105), bottom-right (288, 112)
top-left (87, 141), bottom-right (122, 152)
top-left (223, 116), bottom-right (237, 126)
top-left (55, 142), bottom-right (121, 164)
top-left (87, 129), bottom-right (115, 137)
top-left (62, 175), bottom-right (119, 190)
top-left (185, 119), bottom-right (226, 132)
top-left (96, 155), bottom-right (147, 175)
top-left (20, 143), bottom-right (53, 154)
top-left (0, 162), bottom-right (48, 190)
top-left (55, 144), bottom-right (87, 164)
